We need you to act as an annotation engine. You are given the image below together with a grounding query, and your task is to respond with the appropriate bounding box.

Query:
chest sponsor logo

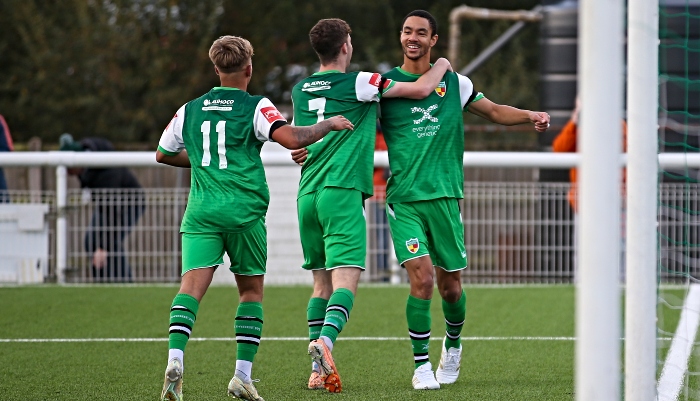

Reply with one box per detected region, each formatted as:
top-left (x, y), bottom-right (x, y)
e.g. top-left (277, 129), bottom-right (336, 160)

top-left (406, 238), bottom-right (420, 254)
top-left (412, 104), bottom-right (438, 124)
top-left (202, 98), bottom-right (234, 111)
top-left (435, 81), bottom-right (446, 97)
top-left (261, 106), bottom-right (285, 124)
top-left (411, 104), bottom-right (441, 138)
top-left (302, 81), bottom-right (332, 92)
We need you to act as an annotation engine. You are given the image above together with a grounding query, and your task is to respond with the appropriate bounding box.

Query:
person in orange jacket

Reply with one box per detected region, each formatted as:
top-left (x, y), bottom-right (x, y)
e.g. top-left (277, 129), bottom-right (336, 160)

top-left (372, 121), bottom-right (390, 276)
top-left (552, 97), bottom-right (628, 282)
top-left (552, 97), bottom-right (628, 211)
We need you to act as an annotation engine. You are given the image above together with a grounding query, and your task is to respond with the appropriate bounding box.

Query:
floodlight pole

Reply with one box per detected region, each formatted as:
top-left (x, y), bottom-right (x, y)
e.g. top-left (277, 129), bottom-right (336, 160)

top-left (576, 0), bottom-right (624, 400)
top-left (625, 0), bottom-right (659, 399)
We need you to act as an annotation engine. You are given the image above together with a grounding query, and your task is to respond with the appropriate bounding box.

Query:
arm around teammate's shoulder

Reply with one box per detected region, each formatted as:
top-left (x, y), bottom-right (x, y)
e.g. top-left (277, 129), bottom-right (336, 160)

top-left (272, 116), bottom-right (354, 150)
top-left (384, 58), bottom-right (453, 99)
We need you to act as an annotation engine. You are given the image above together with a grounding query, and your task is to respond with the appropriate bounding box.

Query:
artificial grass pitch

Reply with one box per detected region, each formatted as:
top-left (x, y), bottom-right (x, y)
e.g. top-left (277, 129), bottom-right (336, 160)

top-left (1, 285), bottom-right (576, 400)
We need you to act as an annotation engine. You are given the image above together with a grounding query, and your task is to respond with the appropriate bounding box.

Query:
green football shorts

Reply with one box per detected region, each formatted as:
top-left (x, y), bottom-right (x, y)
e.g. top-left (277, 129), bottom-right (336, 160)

top-left (297, 187), bottom-right (366, 270)
top-left (180, 217), bottom-right (266, 276)
top-left (386, 198), bottom-right (468, 271)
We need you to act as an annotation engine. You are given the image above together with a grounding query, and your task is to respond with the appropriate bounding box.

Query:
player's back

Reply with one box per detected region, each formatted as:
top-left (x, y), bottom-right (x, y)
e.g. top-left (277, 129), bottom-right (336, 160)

top-left (181, 87), bottom-right (270, 233)
top-left (292, 71), bottom-right (379, 198)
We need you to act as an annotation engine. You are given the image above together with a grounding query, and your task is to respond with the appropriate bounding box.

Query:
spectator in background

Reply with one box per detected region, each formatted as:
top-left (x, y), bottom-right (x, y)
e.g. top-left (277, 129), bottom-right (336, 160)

top-left (0, 114), bottom-right (14, 202)
top-left (373, 121), bottom-right (390, 277)
top-left (373, 120), bottom-right (389, 192)
top-left (59, 133), bottom-right (145, 283)
top-left (552, 97), bottom-right (628, 281)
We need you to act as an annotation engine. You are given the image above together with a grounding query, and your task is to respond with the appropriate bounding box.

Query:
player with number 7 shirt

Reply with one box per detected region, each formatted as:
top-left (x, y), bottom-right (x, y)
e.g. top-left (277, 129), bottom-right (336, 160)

top-left (155, 35), bottom-right (353, 401)
top-left (289, 18), bottom-right (452, 394)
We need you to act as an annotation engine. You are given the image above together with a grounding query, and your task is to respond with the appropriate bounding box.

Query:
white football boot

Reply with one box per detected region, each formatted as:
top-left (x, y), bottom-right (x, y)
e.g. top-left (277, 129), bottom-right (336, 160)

top-left (228, 375), bottom-right (265, 401)
top-left (160, 358), bottom-right (183, 401)
top-left (412, 362), bottom-right (440, 390)
top-left (435, 338), bottom-right (462, 384)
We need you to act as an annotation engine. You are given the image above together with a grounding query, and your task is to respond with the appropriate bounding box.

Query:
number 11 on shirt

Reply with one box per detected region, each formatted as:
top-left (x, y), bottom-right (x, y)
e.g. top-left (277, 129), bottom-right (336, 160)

top-left (201, 120), bottom-right (227, 169)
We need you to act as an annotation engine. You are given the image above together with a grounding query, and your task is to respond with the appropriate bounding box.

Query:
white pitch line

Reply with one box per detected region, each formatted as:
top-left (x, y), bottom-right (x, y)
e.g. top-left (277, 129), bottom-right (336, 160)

top-left (0, 336), bottom-right (576, 343)
top-left (658, 284), bottom-right (700, 401)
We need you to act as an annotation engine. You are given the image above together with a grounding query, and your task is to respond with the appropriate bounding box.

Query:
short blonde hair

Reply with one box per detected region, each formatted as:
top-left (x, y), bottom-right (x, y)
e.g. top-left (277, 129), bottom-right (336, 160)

top-left (209, 36), bottom-right (254, 73)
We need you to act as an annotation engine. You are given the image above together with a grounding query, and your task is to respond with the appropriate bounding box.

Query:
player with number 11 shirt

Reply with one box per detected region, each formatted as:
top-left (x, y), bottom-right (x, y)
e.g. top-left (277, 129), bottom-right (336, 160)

top-left (290, 18), bottom-right (452, 394)
top-left (155, 35), bottom-right (353, 401)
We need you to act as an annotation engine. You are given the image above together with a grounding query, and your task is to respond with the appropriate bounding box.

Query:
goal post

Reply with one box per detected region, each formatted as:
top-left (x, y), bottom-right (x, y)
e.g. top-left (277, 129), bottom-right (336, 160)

top-left (625, 0), bottom-right (660, 400)
top-left (576, 0), bottom-right (624, 400)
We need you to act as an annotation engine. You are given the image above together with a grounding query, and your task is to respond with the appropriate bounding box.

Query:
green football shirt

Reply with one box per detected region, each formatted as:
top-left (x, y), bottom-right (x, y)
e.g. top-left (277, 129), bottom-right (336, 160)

top-left (158, 86), bottom-right (287, 233)
top-left (379, 68), bottom-right (483, 203)
top-left (291, 70), bottom-right (394, 198)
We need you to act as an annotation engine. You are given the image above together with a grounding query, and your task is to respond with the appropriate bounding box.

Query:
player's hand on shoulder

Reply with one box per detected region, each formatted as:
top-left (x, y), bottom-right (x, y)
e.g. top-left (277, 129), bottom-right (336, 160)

top-left (530, 111), bottom-right (551, 132)
top-left (434, 57), bottom-right (453, 72)
top-left (327, 115), bottom-right (354, 131)
top-left (291, 148), bottom-right (308, 166)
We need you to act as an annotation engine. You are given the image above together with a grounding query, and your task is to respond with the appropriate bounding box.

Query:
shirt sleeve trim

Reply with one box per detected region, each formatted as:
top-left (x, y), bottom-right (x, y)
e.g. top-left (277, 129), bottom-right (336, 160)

top-left (157, 145), bottom-right (179, 156)
top-left (464, 92), bottom-right (485, 111)
top-left (380, 79), bottom-right (396, 96)
top-left (268, 120), bottom-right (288, 143)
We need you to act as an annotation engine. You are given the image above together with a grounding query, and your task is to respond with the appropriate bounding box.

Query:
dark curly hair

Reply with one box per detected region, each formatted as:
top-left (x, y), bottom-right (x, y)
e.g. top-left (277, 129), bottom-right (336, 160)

top-left (309, 18), bottom-right (352, 64)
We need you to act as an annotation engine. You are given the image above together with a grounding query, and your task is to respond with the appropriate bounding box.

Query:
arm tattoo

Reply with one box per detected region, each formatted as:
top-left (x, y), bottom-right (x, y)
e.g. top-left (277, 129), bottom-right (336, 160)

top-left (291, 119), bottom-right (334, 147)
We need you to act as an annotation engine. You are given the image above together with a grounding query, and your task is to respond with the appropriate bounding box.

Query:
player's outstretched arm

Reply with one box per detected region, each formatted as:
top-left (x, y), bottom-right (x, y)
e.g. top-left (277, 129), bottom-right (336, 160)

top-left (156, 149), bottom-right (191, 167)
top-left (384, 58), bottom-right (453, 99)
top-left (273, 116), bottom-right (354, 150)
top-left (468, 97), bottom-right (550, 132)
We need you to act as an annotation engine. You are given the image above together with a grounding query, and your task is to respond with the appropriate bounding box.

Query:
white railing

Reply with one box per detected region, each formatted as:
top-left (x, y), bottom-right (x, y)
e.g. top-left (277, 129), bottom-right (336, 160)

top-left (0, 151), bottom-right (700, 283)
top-left (2, 150), bottom-right (698, 168)
top-left (2, 150), bottom-right (700, 168)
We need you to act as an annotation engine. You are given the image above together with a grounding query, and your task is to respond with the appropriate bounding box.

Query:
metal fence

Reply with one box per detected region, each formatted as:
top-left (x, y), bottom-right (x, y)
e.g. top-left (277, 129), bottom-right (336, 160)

top-left (2, 182), bottom-right (694, 285)
top-left (367, 182), bottom-right (576, 284)
top-left (658, 183), bottom-right (700, 284)
top-left (462, 182), bottom-right (575, 283)
top-left (65, 188), bottom-right (186, 283)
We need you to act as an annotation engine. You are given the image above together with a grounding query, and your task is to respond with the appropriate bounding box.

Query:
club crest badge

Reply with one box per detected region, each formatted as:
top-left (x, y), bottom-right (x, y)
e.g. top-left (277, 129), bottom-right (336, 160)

top-left (406, 238), bottom-right (420, 254)
top-left (435, 81), bottom-right (446, 97)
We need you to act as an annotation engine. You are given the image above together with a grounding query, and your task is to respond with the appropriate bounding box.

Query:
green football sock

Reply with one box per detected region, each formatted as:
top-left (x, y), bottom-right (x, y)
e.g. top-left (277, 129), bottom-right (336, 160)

top-left (319, 288), bottom-right (354, 344)
top-left (442, 289), bottom-right (466, 350)
top-left (235, 302), bottom-right (264, 362)
top-left (407, 295), bottom-right (432, 368)
top-left (307, 297), bottom-right (328, 341)
top-left (168, 293), bottom-right (200, 351)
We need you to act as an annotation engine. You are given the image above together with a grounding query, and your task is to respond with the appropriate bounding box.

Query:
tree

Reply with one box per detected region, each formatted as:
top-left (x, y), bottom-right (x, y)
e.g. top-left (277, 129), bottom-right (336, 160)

top-left (0, 0), bottom-right (223, 143)
top-left (0, 0), bottom-right (540, 144)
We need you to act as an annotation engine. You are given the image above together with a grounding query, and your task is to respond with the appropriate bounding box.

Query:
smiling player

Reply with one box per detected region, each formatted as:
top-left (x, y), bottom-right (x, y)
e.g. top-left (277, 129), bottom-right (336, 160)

top-left (380, 10), bottom-right (550, 390)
